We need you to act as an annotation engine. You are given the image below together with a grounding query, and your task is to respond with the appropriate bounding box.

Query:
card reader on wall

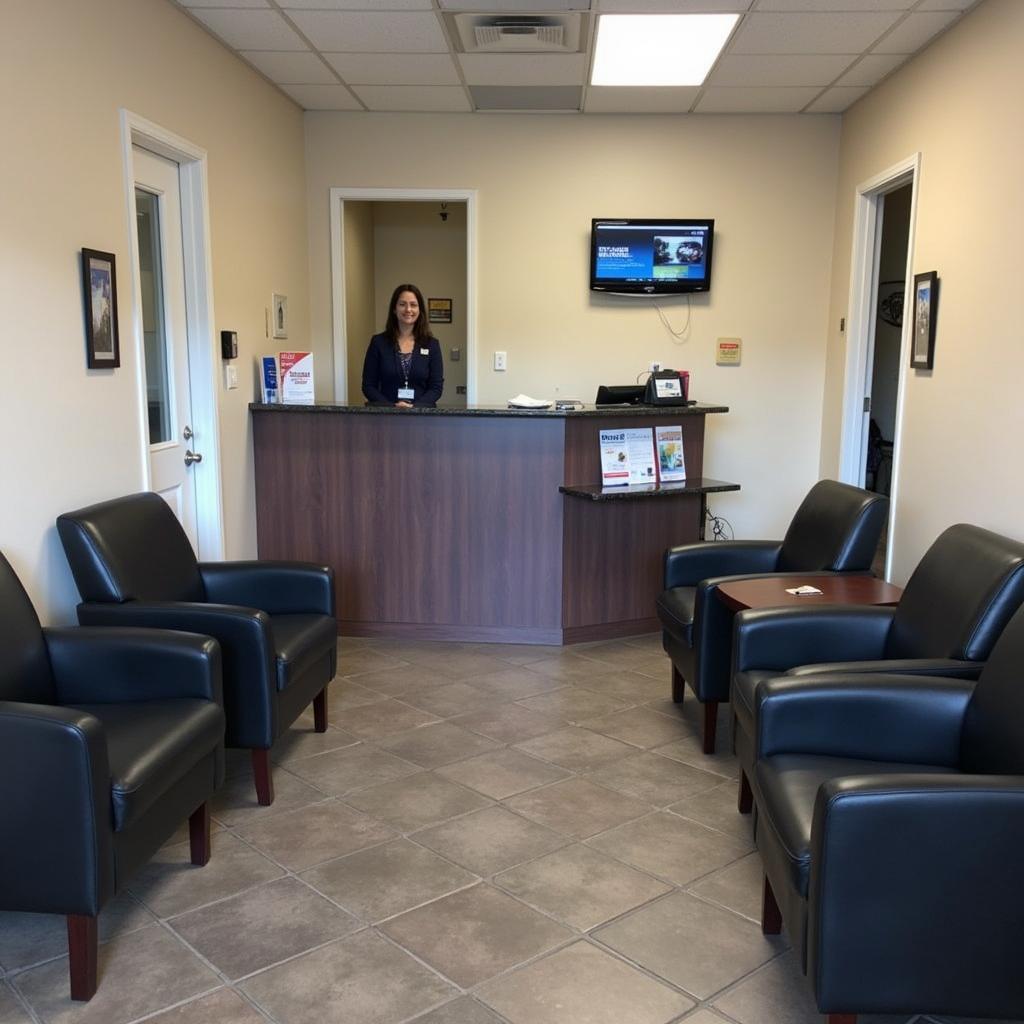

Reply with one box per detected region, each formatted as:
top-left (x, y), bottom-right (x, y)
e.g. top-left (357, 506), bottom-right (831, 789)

top-left (645, 369), bottom-right (689, 406)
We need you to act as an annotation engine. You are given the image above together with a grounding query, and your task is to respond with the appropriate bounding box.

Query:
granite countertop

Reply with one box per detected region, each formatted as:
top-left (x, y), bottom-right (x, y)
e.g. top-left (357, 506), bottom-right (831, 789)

top-left (560, 478), bottom-right (741, 500)
top-left (250, 401), bottom-right (728, 418)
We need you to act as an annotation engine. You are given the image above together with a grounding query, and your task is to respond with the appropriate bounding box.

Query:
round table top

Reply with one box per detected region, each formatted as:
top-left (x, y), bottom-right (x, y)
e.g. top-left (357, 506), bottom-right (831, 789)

top-left (716, 575), bottom-right (903, 612)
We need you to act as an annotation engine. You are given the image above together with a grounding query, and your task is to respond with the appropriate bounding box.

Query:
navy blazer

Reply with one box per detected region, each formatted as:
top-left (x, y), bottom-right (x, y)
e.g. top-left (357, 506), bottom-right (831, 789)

top-left (361, 332), bottom-right (444, 407)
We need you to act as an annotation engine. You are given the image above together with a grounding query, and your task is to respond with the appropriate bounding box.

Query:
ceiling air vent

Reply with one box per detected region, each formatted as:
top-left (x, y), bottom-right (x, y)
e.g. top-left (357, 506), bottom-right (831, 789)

top-left (451, 13), bottom-right (584, 53)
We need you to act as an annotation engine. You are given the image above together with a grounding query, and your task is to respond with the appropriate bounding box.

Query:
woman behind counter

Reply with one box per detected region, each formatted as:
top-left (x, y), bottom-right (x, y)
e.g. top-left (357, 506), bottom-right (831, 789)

top-left (362, 283), bottom-right (444, 408)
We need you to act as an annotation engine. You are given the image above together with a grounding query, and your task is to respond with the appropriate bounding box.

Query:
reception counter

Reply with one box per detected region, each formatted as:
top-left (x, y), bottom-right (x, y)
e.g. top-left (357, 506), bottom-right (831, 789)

top-left (251, 402), bottom-right (736, 644)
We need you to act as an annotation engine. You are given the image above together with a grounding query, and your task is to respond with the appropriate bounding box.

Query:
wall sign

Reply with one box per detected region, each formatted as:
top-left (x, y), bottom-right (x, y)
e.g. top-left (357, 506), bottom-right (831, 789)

top-left (428, 297), bottom-right (452, 324)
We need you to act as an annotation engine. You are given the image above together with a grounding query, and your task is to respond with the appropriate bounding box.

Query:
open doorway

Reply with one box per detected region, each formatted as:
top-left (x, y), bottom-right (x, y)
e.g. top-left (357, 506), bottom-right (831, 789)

top-left (330, 188), bottom-right (477, 408)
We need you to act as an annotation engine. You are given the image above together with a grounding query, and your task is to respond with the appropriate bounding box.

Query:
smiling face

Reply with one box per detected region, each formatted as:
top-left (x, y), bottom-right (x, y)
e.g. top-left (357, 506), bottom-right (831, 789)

top-left (394, 291), bottom-right (420, 330)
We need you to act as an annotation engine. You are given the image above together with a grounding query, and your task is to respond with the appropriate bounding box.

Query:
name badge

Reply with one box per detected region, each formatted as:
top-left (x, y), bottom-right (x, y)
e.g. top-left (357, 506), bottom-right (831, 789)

top-left (420, 348), bottom-right (429, 356)
top-left (398, 387), bottom-right (415, 400)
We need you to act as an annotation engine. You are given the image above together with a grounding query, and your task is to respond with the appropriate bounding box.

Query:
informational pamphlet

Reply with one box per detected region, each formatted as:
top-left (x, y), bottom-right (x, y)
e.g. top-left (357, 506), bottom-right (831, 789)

top-left (261, 355), bottom-right (278, 404)
top-left (599, 427), bottom-right (657, 487)
top-left (655, 425), bottom-right (687, 482)
top-left (279, 351), bottom-right (314, 405)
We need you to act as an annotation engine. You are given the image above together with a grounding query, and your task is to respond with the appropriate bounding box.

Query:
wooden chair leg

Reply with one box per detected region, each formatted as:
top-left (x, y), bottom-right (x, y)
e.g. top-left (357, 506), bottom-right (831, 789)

top-left (738, 770), bottom-right (753, 814)
top-left (67, 914), bottom-right (98, 1001)
top-left (252, 749), bottom-right (275, 806)
top-left (671, 664), bottom-right (685, 703)
top-left (827, 1016), bottom-right (857, 1024)
top-left (313, 687), bottom-right (328, 733)
top-left (762, 875), bottom-right (783, 935)
top-left (189, 802), bottom-right (211, 866)
top-left (702, 700), bottom-right (719, 754)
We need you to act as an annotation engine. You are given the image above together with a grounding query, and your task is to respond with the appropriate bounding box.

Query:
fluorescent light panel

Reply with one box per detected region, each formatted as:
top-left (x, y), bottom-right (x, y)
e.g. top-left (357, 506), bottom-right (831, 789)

top-left (591, 14), bottom-right (739, 87)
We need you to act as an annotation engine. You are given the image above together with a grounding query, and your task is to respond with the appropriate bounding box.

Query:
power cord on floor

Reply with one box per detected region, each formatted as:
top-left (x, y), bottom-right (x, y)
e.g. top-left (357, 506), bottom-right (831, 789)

top-left (706, 505), bottom-right (734, 541)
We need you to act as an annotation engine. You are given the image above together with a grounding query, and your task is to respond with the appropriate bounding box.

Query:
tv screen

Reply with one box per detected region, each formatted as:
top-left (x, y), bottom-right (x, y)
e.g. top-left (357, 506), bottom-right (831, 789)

top-left (590, 218), bottom-right (714, 295)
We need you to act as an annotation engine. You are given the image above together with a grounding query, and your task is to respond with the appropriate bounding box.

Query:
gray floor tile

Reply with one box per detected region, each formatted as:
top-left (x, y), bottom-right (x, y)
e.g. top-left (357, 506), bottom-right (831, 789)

top-left (378, 722), bottom-right (501, 769)
top-left (587, 752), bottom-right (725, 807)
top-left (399, 681), bottom-right (497, 718)
top-left (325, 679), bottom-right (389, 711)
top-left (494, 844), bottom-right (671, 931)
top-left (652, 735), bottom-right (741, 781)
top-left (574, 640), bottom-right (664, 670)
top-left (329, 699), bottom-right (441, 741)
top-left (344, 773), bottom-right (492, 832)
top-left (587, 812), bottom-right (750, 887)
top-left (580, 706), bottom-right (693, 748)
top-left (234, 799), bottom-right (397, 870)
top-left (412, 649), bottom-right (514, 679)
top-left (479, 643), bottom-right (560, 666)
top-left (271, 719), bottom-right (359, 765)
top-left (241, 929), bottom-right (456, 1024)
top-left (450, 703), bottom-right (565, 744)
top-left (345, 663), bottom-right (452, 696)
top-left (337, 648), bottom-right (409, 677)
top-left (414, 807), bottom-right (570, 876)
top-left (674, 1011), bottom-right (734, 1024)
top-left (211, 768), bottom-right (330, 827)
top-left (669, 781), bottom-right (757, 844)
top-left (381, 883), bottom-right (572, 988)
top-left (142, 988), bottom-right (268, 1022)
top-left (514, 726), bottom-right (637, 772)
top-left (464, 667), bottom-right (566, 700)
top-left (437, 748), bottom-right (570, 799)
top-left (476, 940), bottom-right (693, 1024)
top-left (0, 983), bottom-right (32, 1024)
top-left (516, 688), bottom-right (630, 724)
top-left (0, 893), bottom-right (154, 973)
top-left (284, 743), bottom-right (421, 796)
top-left (573, 670), bottom-right (669, 703)
top-left (689, 853), bottom-right (764, 923)
top-left (168, 877), bottom-right (360, 980)
top-left (13, 923), bottom-right (218, 1024)
top-left (505, 778), bottom-right (650, 839)
top-left (410, 995), bottom-right (505, 1023)
top-left (595, 891), bottom-right (786, 999)
top-left (127, 833), bottom-right (285, 918)
top-left (525, 654), bottom-right (620, 684)
top-left (300, 838), bottom-right (476, 922)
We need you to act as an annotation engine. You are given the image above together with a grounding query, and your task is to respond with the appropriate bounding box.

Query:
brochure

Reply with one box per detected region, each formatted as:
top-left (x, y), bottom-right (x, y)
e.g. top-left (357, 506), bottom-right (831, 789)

top-left (655, 425), bottom-right (687, 482)
top-left (260, 356), bottom-right (278, 404)
top-left (280, 351), bottom-right (314, 405)
top-left (599, 427), bottom-right (657, 487)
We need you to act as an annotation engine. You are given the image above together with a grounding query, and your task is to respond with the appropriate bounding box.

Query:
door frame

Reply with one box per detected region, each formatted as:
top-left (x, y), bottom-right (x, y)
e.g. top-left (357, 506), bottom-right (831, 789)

top-left (838, 152), bottom-right (920, 577)
top-left (120, 110), bottom-right (225, 559)
top-left (329, 187), bottom-right (478, 403)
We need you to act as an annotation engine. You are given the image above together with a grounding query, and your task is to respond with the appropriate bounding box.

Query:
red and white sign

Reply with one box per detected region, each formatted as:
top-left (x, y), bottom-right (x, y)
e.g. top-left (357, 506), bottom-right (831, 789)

top-left (280, 351), bottom-right (314, 405)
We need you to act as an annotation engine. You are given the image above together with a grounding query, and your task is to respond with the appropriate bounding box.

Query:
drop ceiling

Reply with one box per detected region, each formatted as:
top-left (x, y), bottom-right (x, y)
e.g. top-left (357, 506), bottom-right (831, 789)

top-left (171, 0), bottom-right (981, 114)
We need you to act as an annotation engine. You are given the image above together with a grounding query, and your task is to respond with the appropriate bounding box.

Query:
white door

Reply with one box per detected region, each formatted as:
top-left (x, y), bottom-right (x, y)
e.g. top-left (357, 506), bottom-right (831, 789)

top-left (133, 146), bottom-right (201, 547)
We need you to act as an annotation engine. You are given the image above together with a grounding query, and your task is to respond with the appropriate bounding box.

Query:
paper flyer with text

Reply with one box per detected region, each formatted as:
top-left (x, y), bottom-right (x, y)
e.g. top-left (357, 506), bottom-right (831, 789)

top-left (600, 428), bottom-right (657, 487)
top-left (655, 425), bottom-right (686, 482)
top-left (280, 351), bottom-right (314, 405)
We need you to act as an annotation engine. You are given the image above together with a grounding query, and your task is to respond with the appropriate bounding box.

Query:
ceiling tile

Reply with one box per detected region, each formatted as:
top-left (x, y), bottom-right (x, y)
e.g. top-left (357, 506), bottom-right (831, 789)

top-left (279, 83), bottom-right (364, 109)
top-left (695, 86), bottom-right (820, 112)
top-left (440, 0), bottom-right (591, 9)
top-left (709, 54), bottom-right (855, 87)
top-left (326, 52), bottom-right (460, 85)
top-left (352, 85), bottom-right (472, 111)
top-left (179, 0), bottom-right (268, 7)
top-left (917, 0), bottom-right (978, 9)
top-left (287, 11), bottom-right (449, 52)
top-left (190, 9), bottom-right (307, 50)
top-left (872, 10), bottom-right (959, 53)
top-left (729, 11), bottom-right (902, 53)
top-left (805, 86), bottom-right (870, 113)
top-left (458, 54), bottom-right (586, 86)
top-left (469, 85), bottom-right (582, 110)
top-left (282, 0), bottom-right (432, 8)
top-left (754, 0), bottom-right (911, 10)
top-left (834, 52), bottom-right (907, 87)
top-left (240, 50), bottom-right (337, 84)
top-left (583, 86), bottom-right (699, 112)
top-left (595, 1), bottom-right (752, 11)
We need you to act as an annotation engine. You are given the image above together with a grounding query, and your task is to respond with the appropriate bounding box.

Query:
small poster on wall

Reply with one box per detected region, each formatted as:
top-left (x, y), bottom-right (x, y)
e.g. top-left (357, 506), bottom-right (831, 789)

top-left (428, 297), bottom-right (452, 323)
top-left (280, 351), bottom-right (314, 404)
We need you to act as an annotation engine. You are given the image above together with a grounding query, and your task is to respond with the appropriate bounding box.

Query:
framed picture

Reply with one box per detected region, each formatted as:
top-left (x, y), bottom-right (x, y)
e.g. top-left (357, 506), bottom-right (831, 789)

top-left (428, 297), bottom-right (452, 324)
top-left (911, 271), bottom-right (938, 370)
top-left (272, 293), bottom-right (288, 340)
top-left (81, 248), bottom-right (120, 368)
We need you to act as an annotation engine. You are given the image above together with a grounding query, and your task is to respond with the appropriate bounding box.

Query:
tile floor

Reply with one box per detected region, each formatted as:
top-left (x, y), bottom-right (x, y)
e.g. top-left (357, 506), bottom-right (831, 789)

top-left (0, 635), bottom-right (1014, 1024)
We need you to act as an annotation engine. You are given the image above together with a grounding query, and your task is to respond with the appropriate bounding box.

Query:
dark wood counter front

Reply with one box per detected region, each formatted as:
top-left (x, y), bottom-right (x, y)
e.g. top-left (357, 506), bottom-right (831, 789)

top-left (252, 402), bottom-right (733, 644)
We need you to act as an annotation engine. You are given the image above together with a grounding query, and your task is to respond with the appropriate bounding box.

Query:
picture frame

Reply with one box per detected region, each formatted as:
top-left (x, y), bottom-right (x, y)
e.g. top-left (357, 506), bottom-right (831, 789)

top-left (272, 293), bottom-right (289, 340)
top-left (81, 248), bottom-right (120, 369)
top-left (428, 297), bottom-right (452, 324)
top-left (911, 271), bottom-right (938, 370)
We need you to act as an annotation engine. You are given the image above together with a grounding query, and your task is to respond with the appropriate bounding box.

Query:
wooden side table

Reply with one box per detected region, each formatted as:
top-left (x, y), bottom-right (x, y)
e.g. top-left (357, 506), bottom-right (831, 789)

top-left (716, 575), bottom-right (903, 613)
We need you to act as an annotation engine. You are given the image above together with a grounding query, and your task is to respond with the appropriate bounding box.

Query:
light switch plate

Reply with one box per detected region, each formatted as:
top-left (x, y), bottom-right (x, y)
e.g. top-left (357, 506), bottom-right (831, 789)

top-left (224, 364), bottom-right (239, 390)
top-left (494, 351), bottom-right (507, 371)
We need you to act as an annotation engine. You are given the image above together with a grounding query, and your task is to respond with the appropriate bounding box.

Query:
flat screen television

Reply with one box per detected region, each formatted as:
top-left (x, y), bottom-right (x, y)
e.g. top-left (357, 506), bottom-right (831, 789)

top-left (590, 218), bottom-right (714, 295)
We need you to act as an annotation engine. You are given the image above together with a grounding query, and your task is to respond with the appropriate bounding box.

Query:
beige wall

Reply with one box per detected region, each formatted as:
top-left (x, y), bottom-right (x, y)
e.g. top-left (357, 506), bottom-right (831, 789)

top-left (0, 0), bottom-right (308, 620)
top-left (306, 113), bottom-right (841, 537)
top-left (819, 0), bottom-right (1024, 582)
top-left (343, 201), bottom-right (376, 403)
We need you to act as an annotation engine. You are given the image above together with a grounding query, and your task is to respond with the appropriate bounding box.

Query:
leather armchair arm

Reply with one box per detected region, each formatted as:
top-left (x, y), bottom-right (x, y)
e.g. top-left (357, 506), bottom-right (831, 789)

top-left (731, 605), bottom-right (895, 674)
top-left (199, 561), bottom-right (334, 616)
top-left (807, 774), bottom-right (1024, 1014)
top-left (0, 702), bottom-right (114, 916)
top-left (45, 627), bottom-right (222, 706)
top-left (787, 657), bottom-right (983, 680)
top-left (663, 540), bottom-right (782, 589)
top-left (757, 674), bottom-right (974, 764)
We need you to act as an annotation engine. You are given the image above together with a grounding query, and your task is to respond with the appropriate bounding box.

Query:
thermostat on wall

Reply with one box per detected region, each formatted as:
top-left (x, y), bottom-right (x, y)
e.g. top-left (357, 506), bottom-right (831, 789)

top-left (716, 338), bottom-right (742, 366)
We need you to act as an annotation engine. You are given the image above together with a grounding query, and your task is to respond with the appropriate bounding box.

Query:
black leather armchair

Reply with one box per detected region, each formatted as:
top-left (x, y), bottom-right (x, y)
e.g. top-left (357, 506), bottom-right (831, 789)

top-left (57, 492), bottom-right (338, 806)
top-left (731, 523), bottom-right (1024, 813)
top-left (751, 601), bottom-right (1024, 1022)
top-left (0, 552), bottom-right (224, 1000)
top-left (656, 480), bottom-right (888, 752)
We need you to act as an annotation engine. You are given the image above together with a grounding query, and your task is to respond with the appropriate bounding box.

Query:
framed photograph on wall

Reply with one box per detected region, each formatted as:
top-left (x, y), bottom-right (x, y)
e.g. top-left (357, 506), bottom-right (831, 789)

top-left (272, 293), bottom-right (289, 340)
top-left (81, 248), bottom-right (120, 368)
top-left (911, 271), bottom-right (938, 370)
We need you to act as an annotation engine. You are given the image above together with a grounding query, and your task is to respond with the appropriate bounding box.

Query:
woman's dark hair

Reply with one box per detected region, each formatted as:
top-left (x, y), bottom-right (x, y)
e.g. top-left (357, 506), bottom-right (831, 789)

top-left (385, 283), bottom-right (432, 346)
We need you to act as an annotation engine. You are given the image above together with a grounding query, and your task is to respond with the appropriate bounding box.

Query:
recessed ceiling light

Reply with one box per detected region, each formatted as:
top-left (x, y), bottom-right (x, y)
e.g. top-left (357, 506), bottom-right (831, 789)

top-left (591, 14), bottom-right (739, 87)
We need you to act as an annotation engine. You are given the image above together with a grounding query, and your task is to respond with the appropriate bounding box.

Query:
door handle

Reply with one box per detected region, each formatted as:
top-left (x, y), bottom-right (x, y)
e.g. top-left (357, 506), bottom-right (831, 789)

top-left (184, 450), bottom-right (203, 466)
top-left (183, 425), bottom-right (194, 441)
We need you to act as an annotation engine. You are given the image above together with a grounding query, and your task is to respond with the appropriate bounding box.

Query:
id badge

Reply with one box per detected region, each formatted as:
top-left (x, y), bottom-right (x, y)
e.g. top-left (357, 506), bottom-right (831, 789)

top-left (420, 348), bottom-right (429, 356)
top-left (398, 387), bottom-right (415, 400)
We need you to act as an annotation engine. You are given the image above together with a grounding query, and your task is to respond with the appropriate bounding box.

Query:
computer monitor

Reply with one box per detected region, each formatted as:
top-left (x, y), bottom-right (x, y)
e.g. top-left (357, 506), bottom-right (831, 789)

top-left (595, 385), bottom-right (646, 406)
